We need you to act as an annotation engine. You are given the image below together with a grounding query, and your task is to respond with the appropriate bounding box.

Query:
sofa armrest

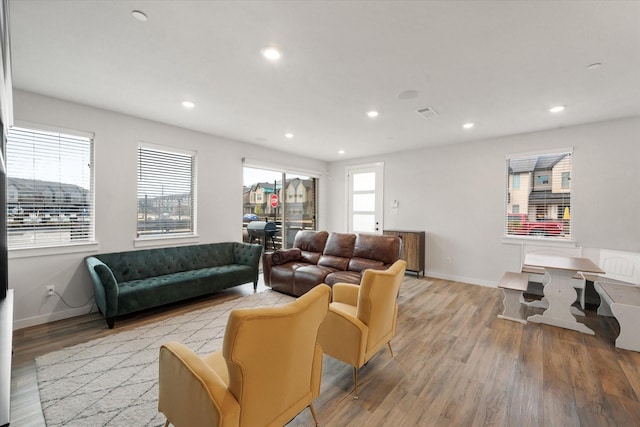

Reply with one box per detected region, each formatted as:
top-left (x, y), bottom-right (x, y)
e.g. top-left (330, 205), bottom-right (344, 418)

top-left (271, 248), bottom-right (302, 265)
top-left (159, 342), bottom-right (240, 427)
top-left (318, 305), bottom-right (368, 368)
top-left (84, 256), bottom-right (119, 318)
top-left (233, 242), bottom-right (263, 268)
top-left (332, 283), bottom-right (360, 306)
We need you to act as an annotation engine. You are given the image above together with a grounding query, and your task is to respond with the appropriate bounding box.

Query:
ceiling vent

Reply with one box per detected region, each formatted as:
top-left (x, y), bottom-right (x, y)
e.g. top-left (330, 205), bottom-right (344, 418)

top-left (416, 106), bottom-right (439, 119)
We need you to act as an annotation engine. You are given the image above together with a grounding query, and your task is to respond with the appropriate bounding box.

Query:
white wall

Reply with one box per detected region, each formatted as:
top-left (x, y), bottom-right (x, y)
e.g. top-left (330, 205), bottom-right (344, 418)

top-left (326, 116), bottom-right (640, 285)
top-left (10, 90), bottom-right (640, 328)
top-left (10, 90), bottom-right (328, 328)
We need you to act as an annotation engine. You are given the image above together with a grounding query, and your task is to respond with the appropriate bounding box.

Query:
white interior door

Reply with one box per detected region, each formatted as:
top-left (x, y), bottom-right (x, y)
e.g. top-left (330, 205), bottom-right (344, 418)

top-left (347, 163), bottom-right (383, 233)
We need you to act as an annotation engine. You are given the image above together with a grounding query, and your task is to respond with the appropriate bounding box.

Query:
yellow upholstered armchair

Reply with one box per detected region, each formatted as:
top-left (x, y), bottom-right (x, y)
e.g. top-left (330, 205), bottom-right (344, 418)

top-left (317, 260), bottom-right (406, 399)
top-left (158, 284), bottom-right (331, 427)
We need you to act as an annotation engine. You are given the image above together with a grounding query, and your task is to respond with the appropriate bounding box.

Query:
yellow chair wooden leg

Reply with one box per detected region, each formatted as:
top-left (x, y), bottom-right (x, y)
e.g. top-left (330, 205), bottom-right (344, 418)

top-left (352, 367), bottom-right (359, 400)
top-left (164, 420), bottom-right (170, 427)
top-left (309, 402), bottom-right (319, 426)
top-left (387, 342), bottom-right (394, 358)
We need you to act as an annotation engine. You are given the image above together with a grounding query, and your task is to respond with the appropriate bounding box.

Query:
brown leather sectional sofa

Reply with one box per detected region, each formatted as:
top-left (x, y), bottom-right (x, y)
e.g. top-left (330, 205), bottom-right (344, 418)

top-left (263, 230), bottom-right (402, 296)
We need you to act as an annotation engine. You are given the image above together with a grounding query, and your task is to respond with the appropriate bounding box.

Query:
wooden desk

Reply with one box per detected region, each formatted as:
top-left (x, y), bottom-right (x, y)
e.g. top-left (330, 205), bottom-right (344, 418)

top-left (524, 253), bottom-right (604, 334)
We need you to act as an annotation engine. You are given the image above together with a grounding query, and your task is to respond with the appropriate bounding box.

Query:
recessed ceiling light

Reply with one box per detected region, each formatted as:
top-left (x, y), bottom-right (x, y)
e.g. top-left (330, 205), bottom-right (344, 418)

top-left (463, 122), bottom-right (474, 129)
top-left (367, 111), bottom-right (379, 118)
top-left (338, 150), bottom-right (345, 155)
top-left (285, 133), bottom-right (294, 139)
top-left (181, 101), bottom-right (195, 109)
top-left (262, 47), bottom-right (281, 61)
top-left (132, 10), bottom-right (148, 22)
top-left (549, 105), bottom-right (565, 113)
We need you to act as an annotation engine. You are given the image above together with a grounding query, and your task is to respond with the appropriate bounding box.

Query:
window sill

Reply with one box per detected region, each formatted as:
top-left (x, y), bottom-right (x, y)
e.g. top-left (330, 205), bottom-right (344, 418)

top-left (134, 234), bottom-right (200, 248)
top-left (9, 241), bottom-right (100, 259)
top-left (501, 235), bottom-right (578, 248)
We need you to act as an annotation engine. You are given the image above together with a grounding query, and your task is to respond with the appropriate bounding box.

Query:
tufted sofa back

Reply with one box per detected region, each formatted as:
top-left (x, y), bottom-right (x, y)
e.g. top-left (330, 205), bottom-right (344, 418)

top-left (96, 242), bottom-right (257, 283)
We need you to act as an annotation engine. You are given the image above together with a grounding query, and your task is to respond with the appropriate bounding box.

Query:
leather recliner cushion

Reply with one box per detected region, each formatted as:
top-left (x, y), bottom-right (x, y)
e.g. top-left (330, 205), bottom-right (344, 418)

top-left (294, 265), bottom-right (337, 296)
top-left (323, 233), bottom-right (356, 258)
top-left (300, 250), bottom-right (321, 265)
top-left (270, 262), bottom-right (308, 295)
top-left (347, 257), bottom-right (385, 272)
top-left (318, 233), bottom-right (356, 270)
top-left (318, 254), bottom-right (350, 271)
top-left (324, 270), bottom-right (361, 286)
top-left (294, 230), bottom-right (329, 253)
top-left (353, 233), bottom-right (401, 265)
top-left (271, 248), bottom-right (302, 265)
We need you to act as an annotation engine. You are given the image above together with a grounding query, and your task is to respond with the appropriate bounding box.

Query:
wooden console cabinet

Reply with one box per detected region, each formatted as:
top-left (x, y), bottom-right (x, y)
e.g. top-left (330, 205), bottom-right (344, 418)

top-left (383, 230), bottom-right (425, 277)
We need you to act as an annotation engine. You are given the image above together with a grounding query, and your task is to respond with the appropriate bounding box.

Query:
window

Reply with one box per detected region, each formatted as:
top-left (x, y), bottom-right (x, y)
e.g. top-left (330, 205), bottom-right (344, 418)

top-left (6, 125), bottom-right (94, 249)
top-left (137, 144), bottom-right (196, 238)
top-left (505, 151), bottom-right (571, 239)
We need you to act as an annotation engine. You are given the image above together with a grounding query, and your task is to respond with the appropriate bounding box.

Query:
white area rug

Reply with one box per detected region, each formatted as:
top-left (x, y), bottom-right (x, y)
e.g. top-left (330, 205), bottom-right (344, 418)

top-left (35, 290), bottom-right (294, 426)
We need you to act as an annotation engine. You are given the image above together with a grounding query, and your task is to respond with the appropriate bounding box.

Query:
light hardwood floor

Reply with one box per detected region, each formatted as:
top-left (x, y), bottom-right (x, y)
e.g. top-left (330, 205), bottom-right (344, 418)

top-left (11, 276), bottom-right (640, 426)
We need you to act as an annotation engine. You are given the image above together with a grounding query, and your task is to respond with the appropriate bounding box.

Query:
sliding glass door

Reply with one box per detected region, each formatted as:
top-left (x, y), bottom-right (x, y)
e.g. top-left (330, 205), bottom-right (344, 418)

top-left (243, 166), bottom-right (316, 250)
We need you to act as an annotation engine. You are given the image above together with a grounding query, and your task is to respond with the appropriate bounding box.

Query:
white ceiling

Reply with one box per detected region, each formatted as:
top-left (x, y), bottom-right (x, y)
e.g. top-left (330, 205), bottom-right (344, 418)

top-left (8, 1), bottom-right (640, 162)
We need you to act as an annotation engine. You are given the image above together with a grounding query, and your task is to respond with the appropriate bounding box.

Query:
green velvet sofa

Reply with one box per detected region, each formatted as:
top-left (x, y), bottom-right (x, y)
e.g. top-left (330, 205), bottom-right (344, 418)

top-left (85, 242), bottom-right (262, 328)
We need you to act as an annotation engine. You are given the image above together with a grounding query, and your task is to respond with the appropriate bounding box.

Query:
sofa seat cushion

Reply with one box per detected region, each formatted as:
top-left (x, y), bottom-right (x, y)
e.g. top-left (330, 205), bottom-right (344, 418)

top-left (117, 264), bottom-right (255, 315)
top-left (348, 257), bottom-right (385, 272)
top-left (294, 265), bottom-right (337, 296)
top-left (324, 270), bottom-right (361, 286)
top-left (318, 255), bottom-right (350, 271)
top-left (270, 262), bottom-right (312, 295)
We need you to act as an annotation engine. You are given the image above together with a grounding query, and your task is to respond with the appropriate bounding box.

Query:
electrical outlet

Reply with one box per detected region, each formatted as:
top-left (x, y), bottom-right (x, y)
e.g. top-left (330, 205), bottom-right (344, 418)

top-left (46, 285), bottom-right (55, 297)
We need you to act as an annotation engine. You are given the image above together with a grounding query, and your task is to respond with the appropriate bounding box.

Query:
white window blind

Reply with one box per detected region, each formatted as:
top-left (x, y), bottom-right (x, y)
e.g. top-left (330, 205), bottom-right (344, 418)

top-left (6, 126), bottom-right (94, 249)
top-left (505, 151), bottom-right (572, 240)
top-left (137, 145), bottom-right (196, 237)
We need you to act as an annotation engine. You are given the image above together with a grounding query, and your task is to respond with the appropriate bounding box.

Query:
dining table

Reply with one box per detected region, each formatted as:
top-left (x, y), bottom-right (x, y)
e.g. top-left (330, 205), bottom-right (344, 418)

top-left (524, 252), bottom-right (604, 334)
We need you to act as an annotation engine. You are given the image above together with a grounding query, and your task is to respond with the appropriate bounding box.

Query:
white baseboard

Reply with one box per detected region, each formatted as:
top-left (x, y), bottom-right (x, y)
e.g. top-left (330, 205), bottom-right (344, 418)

top-left (426, 272), bottom-right (497, 288)
top-left (14, 304), bottom-right (97, 330)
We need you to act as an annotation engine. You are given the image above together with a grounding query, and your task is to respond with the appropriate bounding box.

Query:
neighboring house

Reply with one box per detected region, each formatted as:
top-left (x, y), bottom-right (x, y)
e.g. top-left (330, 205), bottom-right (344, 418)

top-left (507, 153), bottom-right (571, 221)
top-left (7, 177), bottom-right (89, 218)
top-left (247, 181), bottom-right (282, 216)
top-left (137, 193), bottom-right (192, 221)
top-left (284, 177), bottom-right (314, 220)
top-left (244, 179), bottom-right (315, 220)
